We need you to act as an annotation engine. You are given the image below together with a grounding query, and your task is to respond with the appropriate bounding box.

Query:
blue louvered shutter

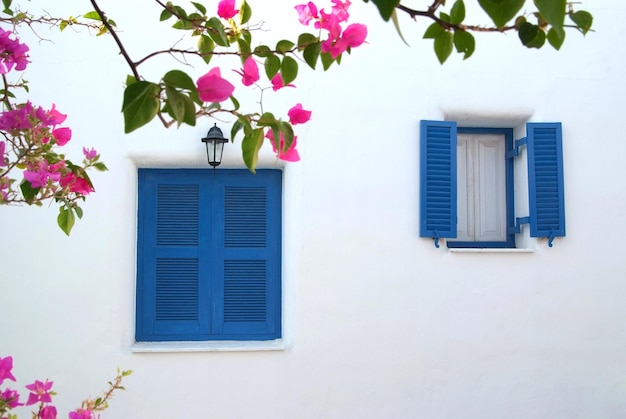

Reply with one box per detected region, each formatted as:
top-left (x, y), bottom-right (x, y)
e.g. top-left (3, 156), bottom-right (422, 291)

top-left (420, 120), bottom-right (457, 245)
top-left (211, 170), bottom-right (282, 340)
top-left (526, 122), bottom-right (565, 245)
top-left (136, 169), bottom-right (211, 341)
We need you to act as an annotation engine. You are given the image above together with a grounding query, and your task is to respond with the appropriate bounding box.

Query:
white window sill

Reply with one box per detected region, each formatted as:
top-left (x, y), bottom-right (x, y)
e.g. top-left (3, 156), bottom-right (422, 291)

top-left (448, 248), bottom-right (535, 253)
top-left (131, 339), bottom-right (288, 353)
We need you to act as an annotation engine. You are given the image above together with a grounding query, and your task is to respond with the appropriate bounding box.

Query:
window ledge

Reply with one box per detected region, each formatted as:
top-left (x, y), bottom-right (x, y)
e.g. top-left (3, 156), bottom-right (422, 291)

top-left (448, 248), bottom-right (535, 253)
top-left (131, 339), bottom-right (288, 353)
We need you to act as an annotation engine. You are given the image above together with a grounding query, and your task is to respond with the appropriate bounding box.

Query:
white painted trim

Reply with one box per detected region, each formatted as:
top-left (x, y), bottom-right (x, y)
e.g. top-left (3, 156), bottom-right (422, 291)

top-left (131, 339), bottom-right (289, 353)
top-left (448, 248), bottom-right (535, 253)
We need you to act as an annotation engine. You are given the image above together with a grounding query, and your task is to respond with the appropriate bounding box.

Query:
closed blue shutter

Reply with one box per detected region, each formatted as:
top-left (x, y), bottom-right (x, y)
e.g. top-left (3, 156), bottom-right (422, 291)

top-left (136, 169), bottom-right (281, 342)
top-left (136, 170), bottom-right (211, 341)
top-left (420, 120), bottom-right (457, 246)
top-left (526, 122), bottom-right (565, 245)
top-left (212, 170), bottom-right (282, 340)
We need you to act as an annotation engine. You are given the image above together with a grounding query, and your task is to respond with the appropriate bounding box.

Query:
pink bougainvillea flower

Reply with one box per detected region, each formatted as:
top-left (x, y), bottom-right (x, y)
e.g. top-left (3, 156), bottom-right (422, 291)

top-left (233, 57), bottom-right (260, 86)
top-left (23, 161), bottom-right (62, 188)
top-left (331, 0), bottom-right (351, 22)
top-left (265, 129), bottom-right (300, 162)
top-left (0, 356), bottom-right (16, 385)
top-left (83, 147), bottom-right (97, 160)
top-left (270, 74), bottom-right (295, 91)
top-left (25, 380), bottom-right (53, 405)
top-left (60, 172), bottom-right (94, 195)
top-left (217, 0), bottom-right (238, 19)
top-left (322, 23), bottom-right (367, 58)
top-left (45, 103), bottom-right (67, 126)
top-left (0, 141), bottom-right (6, 167)
top-left (0, 102), bottom-right (33, 131)
top-left (196, 67), bottom-right (235, 103)
top-left (295, 2), bottom-right (318, 25)
top-left (0, 28), bottom-right (29, 74)
top-left (69, 409), bottom-right (92, 419)
top-left (40, 405), bottom-right (57, 419)
top-left (52, 127), bottom-right (72, 146)
top-left (288, 103), bottom-right (312, 125)
top-left (0, 388), bottom-right (22, 408)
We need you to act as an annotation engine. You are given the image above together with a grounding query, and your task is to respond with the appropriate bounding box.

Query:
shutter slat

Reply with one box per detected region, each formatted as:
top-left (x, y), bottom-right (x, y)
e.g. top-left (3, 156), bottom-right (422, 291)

top-left (420, 120), bottom-right (457, 242)
top-left (224, 187), bottom-right (267, 248)
top-left (157, 184), bottom-right (199, 246)
top-left (527, 123), bottom-right (566, 243)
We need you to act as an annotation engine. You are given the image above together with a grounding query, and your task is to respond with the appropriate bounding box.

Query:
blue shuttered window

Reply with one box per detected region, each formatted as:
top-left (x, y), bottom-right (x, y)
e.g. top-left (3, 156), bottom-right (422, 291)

top-left (136, 169), bottom-right (282, 341)
top-left (420, 120), bottom-right (566, 248)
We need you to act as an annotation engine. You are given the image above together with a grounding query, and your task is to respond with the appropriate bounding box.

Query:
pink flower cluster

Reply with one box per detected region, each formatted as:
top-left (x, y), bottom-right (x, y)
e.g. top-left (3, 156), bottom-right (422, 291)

top-left (296, 0), bottom-right (367, 58)
top-left (0, 102), bottom-right (99, 199)
top-left (0, 102), bottom-right (71, 145)
top-left (0, 356), bottom-right (93, 419)
top-left (0, 28), bottom-right (29, 74)
top-left (193, 0), bottom-right (315, 162)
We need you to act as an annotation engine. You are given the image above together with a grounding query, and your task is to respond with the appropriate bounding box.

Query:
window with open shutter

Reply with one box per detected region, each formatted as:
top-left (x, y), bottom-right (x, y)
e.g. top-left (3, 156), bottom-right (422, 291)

top-left (419, 120), bottom-right (565, 249)
top-left (136, 169), bottom-right (282, 342)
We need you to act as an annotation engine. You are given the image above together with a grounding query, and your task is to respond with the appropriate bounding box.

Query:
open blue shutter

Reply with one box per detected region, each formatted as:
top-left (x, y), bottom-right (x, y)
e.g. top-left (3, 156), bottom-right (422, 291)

top-left (136, 170), bottom-right (210, 341)
top-left (420, 120), bottom-right (457, 247)
top-left (212, 170), bottom-right (282, 340)
top-left (527, 122), bottom-right (565, 246)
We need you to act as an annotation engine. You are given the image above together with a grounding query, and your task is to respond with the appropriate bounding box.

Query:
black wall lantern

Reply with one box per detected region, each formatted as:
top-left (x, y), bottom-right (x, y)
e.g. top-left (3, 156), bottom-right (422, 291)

top-left (202, 123), bottom-right (228, 168)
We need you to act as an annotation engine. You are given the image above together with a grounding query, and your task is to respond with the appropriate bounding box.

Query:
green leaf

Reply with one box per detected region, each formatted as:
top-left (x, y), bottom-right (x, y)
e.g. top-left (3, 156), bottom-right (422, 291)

top-left (453, 29), bottom-right (475, 59)
top-left (165, 86), bottom-right (187, 126)
top-left (570, 10), bottom-right (593, 35)
top-left (83, 11), bottom-right (102, 21)
top-left (162, 70), bottom-right (195, 91)
top-left (2, 0), bottom-right (12, 11)
top-left (93, 162), bottom-right (109, 171)
top-left (257, 112), bottom-right (277, 127)
top-left (547, 26), bottom-right (565, 50)
top-left (253, 45), bottom-right (272, 58)
top-left (159, 8), bottom-right (172, 21)
top-left (74, 206), bottom-right (84, 219)
top-left (121, 81), bottom-right (161, 133)
top-left (477, 0), bottom-right (524, 28)
top-left (57, 206), bottom-right (75, 236)
top-left (423, 22), bottom-right (446, 39)
top-left (450, 0), bottom-right (466, 25)
top-left (206, 17), bottom-right (229, 47)
top-left (191, 1), bottom-right (206, 15)
top-left (241, 128), bottom-right (265, 173)
top-left (19, 180), bottom-right (39, 202)
top-left (237, 38), bottom-right (251, 61)
top-left (534, 0), bottom-right (565, 29)
top-left (518, 21), bottom-right (546, 48)
top-left (230, 117), bottom-right (246, 141)
top-left (198, 35), bottom-right (215, 64)
top-left (297, 33), bottom-right (318, 51)
top-left (239, 0), bottom-right (252, 25)
top-left (279, 121), bottom-right (294, 154)
top-left (231, 95), bottom-right (240, 111)
top-left (391, 9), bottom-right (410, 46)
top-left (264, 54), bottom-right (280, 80)
top-left (303, 42), bottom-right (321, 70)
top-left (280, 56), bottom-right (298, 86)
top-left (276, 40), bottom-right (295, 54)
top-left (320, 52), bottom-right (334, 70)
top-left (434, 31), bottom-right (454, 64)
top-left (369, 0), bottom-right (401, 21)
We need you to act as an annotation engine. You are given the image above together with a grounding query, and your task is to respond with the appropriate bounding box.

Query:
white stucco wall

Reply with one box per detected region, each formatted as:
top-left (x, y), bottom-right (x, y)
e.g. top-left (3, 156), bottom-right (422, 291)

top-left (2, 0), bottom-right (626, 417)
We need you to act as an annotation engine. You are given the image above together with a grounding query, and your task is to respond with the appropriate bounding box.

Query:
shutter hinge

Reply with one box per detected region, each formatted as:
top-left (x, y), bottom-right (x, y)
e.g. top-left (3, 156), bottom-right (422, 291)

top-left (508, 216), bottom-right (530, 234)
top-left (506, 137), bottom-right (527, 159)
top-left (433, 230), bottom-right (440, 248)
